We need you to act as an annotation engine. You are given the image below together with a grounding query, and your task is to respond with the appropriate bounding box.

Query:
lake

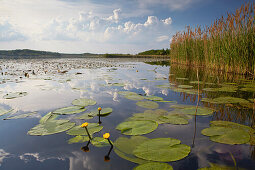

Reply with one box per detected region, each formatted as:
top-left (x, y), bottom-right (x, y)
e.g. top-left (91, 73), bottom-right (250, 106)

top-left (0, 58), bottom-right (254, 170)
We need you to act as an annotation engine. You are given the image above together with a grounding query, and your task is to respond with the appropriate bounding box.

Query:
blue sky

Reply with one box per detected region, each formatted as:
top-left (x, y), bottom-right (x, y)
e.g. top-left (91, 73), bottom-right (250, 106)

top-left (0, 0), bottom-right (250, 54)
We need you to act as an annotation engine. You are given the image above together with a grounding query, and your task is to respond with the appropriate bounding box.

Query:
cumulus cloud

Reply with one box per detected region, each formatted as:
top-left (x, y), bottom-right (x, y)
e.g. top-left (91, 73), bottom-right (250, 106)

top-left (0, 149), bottom-right (10, 166)
top-left (0, 19), bottom-right (26, 41)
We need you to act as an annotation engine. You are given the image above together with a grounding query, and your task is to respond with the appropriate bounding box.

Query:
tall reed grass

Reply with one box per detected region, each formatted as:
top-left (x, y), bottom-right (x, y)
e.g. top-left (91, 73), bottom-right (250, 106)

top-left (170, 2), bottom-right (255, 75)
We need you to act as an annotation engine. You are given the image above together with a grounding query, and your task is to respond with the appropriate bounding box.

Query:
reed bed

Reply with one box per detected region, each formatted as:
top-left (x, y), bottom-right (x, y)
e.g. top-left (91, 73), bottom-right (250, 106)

top-left (170, 2), bottom-right (255, 75)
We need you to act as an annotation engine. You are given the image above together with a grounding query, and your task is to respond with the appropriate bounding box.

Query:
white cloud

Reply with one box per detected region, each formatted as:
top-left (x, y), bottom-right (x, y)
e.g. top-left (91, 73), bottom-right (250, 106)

top-left (0, 149), bottom-right (10, 166)
top-left (0, 19), bottom-right (26, 41)
top-left (156, 35), bottom-right (169, 42)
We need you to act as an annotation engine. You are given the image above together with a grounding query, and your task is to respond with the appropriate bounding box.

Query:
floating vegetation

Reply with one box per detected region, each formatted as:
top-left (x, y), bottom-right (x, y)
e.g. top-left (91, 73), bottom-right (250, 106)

top-left (53, 106), bottom-right (86, 115)
top-left (113, 136), bottom-right (150, 164)
top-left (144, 95), bottom-right (163, 101)
top-left (179, 106), bottom-right (214, 116)
top-left (77, 112), bottom-right (93, 120)
top-left (91, 137), bottom-right (111, 147)
top-left (127, 109), bottom-right (167, 124)
top-left (159, 113), bottom-right (190, 125)
top-left (202, 86), bottom-right (237, 93)
top-left (124, 94), bottom-right (145, 101)
top-left (201, 121), bottom-right (255, 145)
top-left (28, 120), bottom-right (75, 136)
top-left (178, 85), bottom-right (193, 89)
top-left (0, 108), bottom-right (13, 117)
top-left (198, 163), bottom-right (243, 170)
top-left (133, 138), bottom-right (191, 162)
top-left (72, 98), bottom-right (97, 107)
top-left (133, 162), bottom-right (173, 170)
top-left (3, 92), bottom-right (28, 99)
top-left (68, 135), bottom-right (90, 144)
top-left (201, 96), bottom-right (250, 104)
top-left (67, 123), bottom-right (103, 136)
top-left (39, 112), bottom-right (59, 124)
top-left (116, 120), bottom-right (158, 135)
top-left (88, 107), bottom-right (113, 117)
top-left (240, 87), bottom-right (255, 92)
top-left (176, 77), bottom-right (189, 80)
top-left (155, 85), bottom-right (171, 89)
top-left (136, 101), bottom-right (159, 109)
top-left (4, 112), bottom-right (37, 120)
top-left (108, 83), bottom-right (125, 87)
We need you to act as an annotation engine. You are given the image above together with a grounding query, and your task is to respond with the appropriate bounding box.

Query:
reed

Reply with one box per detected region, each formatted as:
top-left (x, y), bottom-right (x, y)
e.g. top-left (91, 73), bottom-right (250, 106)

top-left (170, 2), bottom-right (255, 75)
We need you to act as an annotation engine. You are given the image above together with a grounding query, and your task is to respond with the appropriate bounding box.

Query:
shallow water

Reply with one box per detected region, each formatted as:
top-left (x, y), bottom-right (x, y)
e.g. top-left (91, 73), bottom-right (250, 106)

top-left (0, 58), bottom-right (254, 170)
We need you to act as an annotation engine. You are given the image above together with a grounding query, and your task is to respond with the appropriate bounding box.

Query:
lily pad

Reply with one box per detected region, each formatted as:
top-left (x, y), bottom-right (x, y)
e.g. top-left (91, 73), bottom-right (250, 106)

top-left (88, 108), bottom-right (113, 117)
top-left (201, 121), bottom-right (254, 145)
top-left (125, 94), bottom-right (145, 101)
top-left (72, 98), bottom-right (96, 107)
top-left (3, 92), bottom-right (28, 99)
top-left (198, 163), bottom-right (244, 170)
top-left (77, 112), bottom-right (93, 120)
top-left (136, 101), bottom-right (159, 109)
top-left (176, 77), bottom-right (188, 80)
top-left (144, 95), bottom-right (163, 101)
top-left (155, 85), bottom-right (171, 88)
top-left (4, 112), bottom-right (37, 120)
top-left (159, 113), bottom-right (190, 125)
top-left (67, 123), bottom-right (103, 136)
top-left (133, 138), bottom-right (191, 162)
top-left (39, 112), bottom-right (59, 124)
top-left (118, 91), bottom-right (137, 96)
top-left (91, 137), bottom-right (111, 147)
top-left (68, 135), bottom-right (90, 144)
top-left (240, 87), bottom-right (255, 92)
top-left (180, 106), bottom-right (214, 116)
top-left (178, 85), bottom-right (193, 89)
top-left (113, 136), bottom-right (150, 164)
top-left (0, 108), bottom-right (13, 117)
top-left (116, 120), bottom-right (158, 135)
top-left (53, 106), bottom-right (86, 115)
top-left (28, 120), bottom-right (75, 136)
top-left (209, 97), bottom-right (250, 104)
top-left (134, 162), bottom-right (173, 170)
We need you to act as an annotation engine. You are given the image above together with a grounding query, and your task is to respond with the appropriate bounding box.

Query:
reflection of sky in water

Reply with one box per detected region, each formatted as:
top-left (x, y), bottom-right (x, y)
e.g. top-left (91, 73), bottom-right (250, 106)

top-left (0, 58), bottom-right (254, 170)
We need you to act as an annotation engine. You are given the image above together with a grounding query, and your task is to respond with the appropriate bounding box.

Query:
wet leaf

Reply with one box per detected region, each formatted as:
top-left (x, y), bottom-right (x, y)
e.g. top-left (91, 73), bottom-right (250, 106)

top-left (113, 136), bottom-right (150, 164)
top-left (180, 106), bottom-right (214, 116)
top-left (240, 87), bottom-right (255, 92)
top-left (91, 137), bottom-right (111, 147)
top-left (39, 112), bottom-right (58, 124)
top-left (176, 77), bottom-right (188, 80)
top-left (125, 94), bottom-right (145, 101)
top-left (198, 163), bottom-right (244, 170)
top-left (68, 135), bottom-right (90, 144)
top-left (178, 85), bottom-right (193, 89)
top-left (144, 95), bottom-right (163, 101)
top-left (72, 98), bottom-right (96, 107)
top-left (77, 112), bottom-right (93, 120)
top-left (118, 91), bottom-right (137, 96)
top-left (88, 108), bottom-right (113, 117)
top-left (159, 113), bottom-right (189, 125)
top-left (116, 120), bottom-right (158, 135)
top-left (3, 92), bottom-right (28, 99)
top-left (136, 101), bottom-right (159, 109)
top-left (28, 120), bottom-right (75, 136)
top-left (4, 112), bottom-right (37, 120)
top-left (134, 162), bottom-right (173, 170)
top-left (67, 123), bottom-right (103, 136)
top-left (133, 138), bottom-right (191, 162)
top-left (53, 106), bottom-right (86, 115)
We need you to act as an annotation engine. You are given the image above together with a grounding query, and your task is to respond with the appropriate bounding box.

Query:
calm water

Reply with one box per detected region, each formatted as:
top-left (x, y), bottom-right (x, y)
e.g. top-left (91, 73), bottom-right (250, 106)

top-left (0, 58), bottom-right (254, 170)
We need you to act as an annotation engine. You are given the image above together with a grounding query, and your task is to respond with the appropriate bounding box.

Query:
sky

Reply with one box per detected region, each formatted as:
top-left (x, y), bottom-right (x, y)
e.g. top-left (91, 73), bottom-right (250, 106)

top-left (0, 0), bottom-right (250, 54)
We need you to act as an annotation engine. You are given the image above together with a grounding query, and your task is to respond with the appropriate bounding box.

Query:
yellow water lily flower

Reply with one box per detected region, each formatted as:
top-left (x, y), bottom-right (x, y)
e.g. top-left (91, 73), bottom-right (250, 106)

top-left (98, 107), bottom-right (102, 111)
top-left (103, 133), bottom-right (110, 139)
top-left (81, 122), bottom-right (88, 127)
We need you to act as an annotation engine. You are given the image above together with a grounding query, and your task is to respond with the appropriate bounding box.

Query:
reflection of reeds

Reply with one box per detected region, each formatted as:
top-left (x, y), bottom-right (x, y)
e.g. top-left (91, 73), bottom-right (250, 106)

top-left (170, 2), bottom-right (255, 75)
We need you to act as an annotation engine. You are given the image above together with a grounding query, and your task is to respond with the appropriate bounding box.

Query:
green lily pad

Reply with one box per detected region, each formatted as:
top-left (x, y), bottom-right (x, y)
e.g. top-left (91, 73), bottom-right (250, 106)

top-left (53, 106), bottom-right (86, 115)
top-left (136, 101), bottom-right (159, 109)
top-left (68, 135), bottom-right (90, 144)
top-left (209, 97), bottom-right (250, 104)
top-left (134, 162), bottom-right (173, 170)
top-left (118, 91), bottom-right (137, 96)
top-left (240, 87), bottom-right (255, 92)
top-left (202, 88), bottom-right (219, 92)
top-left (116, 120), bottom-right (158, 135)
top-left (77, 112), bottom-right (93, 120)
top-left (88, 108), bottom-right (113, 117)
top-left (72, 98), bottom-right (96, 107)
top-left (4, 112), bottom-right (37, 120)
top-left (178, 85), bottom-right (193, 89)
top-left (109, 83), bottom-right (125, 87)
top-left (113, 136), bottom-right (150, 164)
top-left (249, 98), bottom-right (254, 103)
top-left (155, 85), bottom-right (171, 88)
top-left (28, 120), bottom-right (75, 136)
top-left (201, 121), bottom-right (254, 145)
top-left (125, 94), bottom-right (145, 101)
top-left (127, 109), bottom-right (167, 124)
top-left (170, 104), bottom-right (193, 109)
top-left (67, 123), bottom-right (103, 136)
top-left (176, 77), bottom-right (188, 80)
top-left (198, 163), bottom-right (244, 170)
top-left (159, 113), bottom-right (190, 125)
top-left (180, 106), bottom-right (214, 116)
top-left (3, 92), bottom-right (28, 99)
top-left (91, 137), bottom-right (111, 147)
top-left (39, 112), bottom-right (59, 124)
top-left (144, 96), bottom-right (163, 101)
top-left (133, 138), bottom-right (191, 162)
top-left (0, 108), bottom-right (13, 117)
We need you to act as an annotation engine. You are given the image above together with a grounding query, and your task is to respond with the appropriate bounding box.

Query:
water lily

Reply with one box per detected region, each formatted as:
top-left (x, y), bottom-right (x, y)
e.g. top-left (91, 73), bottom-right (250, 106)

top-left (98, 107), bottom-right (102, 124)
top-left (98, 107), bottom-right (102, 111)
top-left (103, 133), bottom-right (113, 146)
top-left (81, 122), bottom-right (92, 140)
